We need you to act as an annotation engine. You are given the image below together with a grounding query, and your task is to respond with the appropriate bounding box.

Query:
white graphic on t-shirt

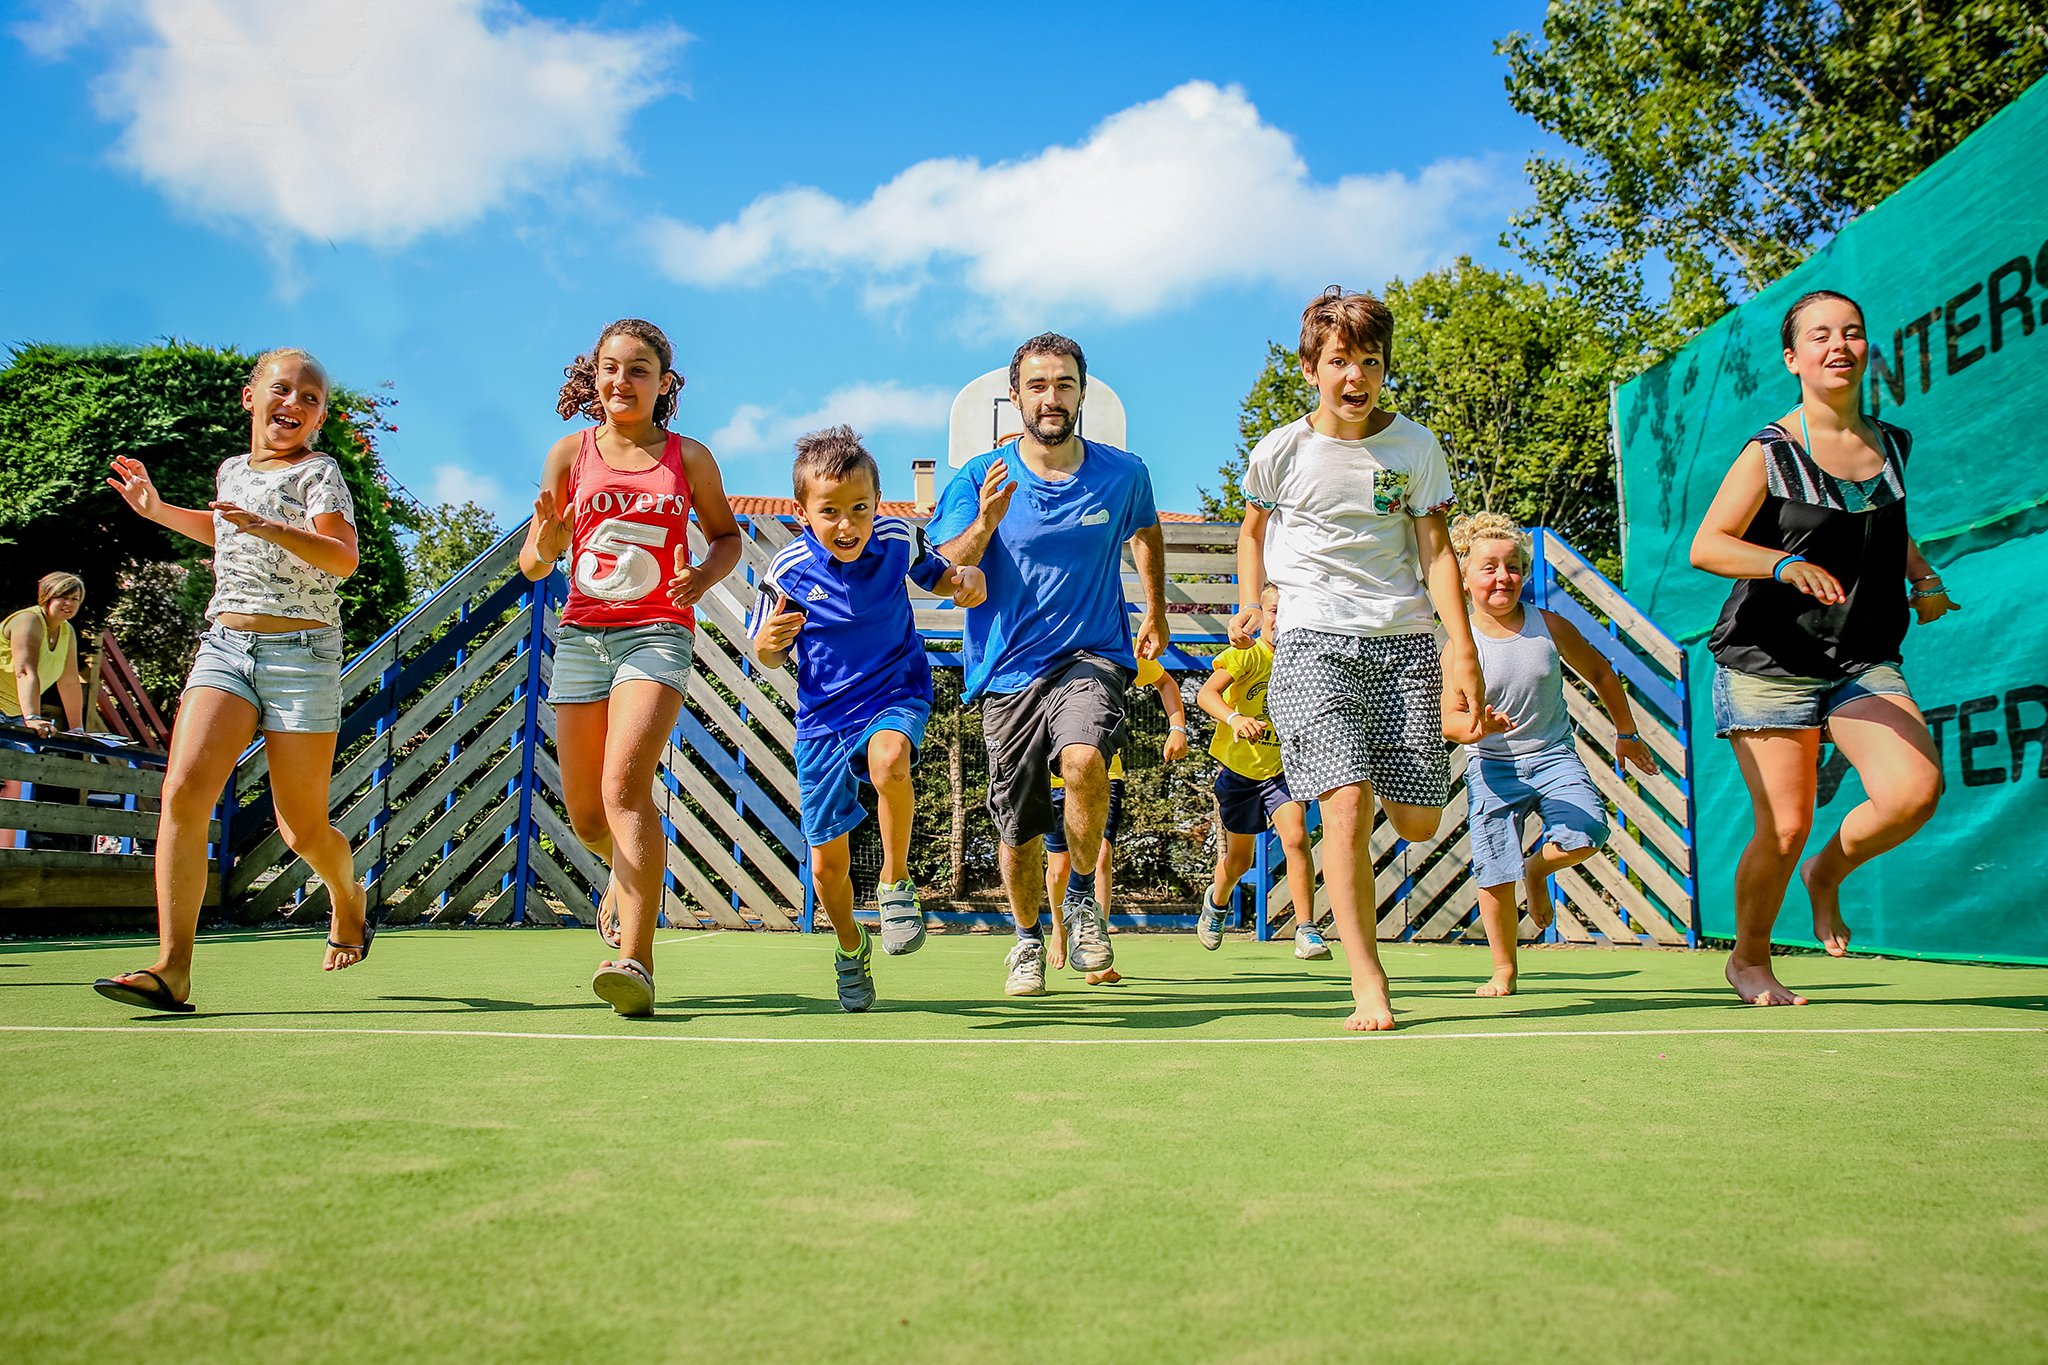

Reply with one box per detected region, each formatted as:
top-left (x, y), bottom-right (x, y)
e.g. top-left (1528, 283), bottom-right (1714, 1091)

top-left (575, 517), bottom-right (668, 602)
top-left (806, 585), bottom-right (829, 601)
top-left (1080, 508), bottom-right (1111, 526)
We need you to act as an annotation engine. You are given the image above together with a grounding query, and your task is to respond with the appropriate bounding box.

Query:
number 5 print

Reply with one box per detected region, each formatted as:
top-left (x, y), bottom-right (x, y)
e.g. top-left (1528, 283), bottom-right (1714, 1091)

top-left (575, 517), bottom-right (668, 602)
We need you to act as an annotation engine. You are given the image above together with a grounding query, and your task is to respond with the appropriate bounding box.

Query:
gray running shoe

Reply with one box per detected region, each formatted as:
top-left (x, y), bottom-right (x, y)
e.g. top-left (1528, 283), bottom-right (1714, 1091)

top-left (835, 926), bottom-right (877, 1012)
top-left (1294, 923), bottom-right (1333, 960)
top-left (1063, 894), bottom-right (1113, 973)
top-left (876, 878), bottom-right (926, 956)
top-left (1004, 937), bottom-right (1047, 996)
top-left (1196, 894), bottom-right (1229, 951)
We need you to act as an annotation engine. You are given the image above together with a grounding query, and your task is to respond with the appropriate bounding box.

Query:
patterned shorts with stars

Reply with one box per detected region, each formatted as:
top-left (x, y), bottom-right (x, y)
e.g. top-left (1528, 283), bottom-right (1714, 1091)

top-left (1265, 628), bottom-right (1451, 807)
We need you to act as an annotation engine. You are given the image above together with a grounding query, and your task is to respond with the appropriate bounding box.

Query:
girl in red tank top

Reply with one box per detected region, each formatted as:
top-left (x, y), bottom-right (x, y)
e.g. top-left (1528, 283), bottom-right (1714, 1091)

top-left (519, 319), bottom-right (743, 1016)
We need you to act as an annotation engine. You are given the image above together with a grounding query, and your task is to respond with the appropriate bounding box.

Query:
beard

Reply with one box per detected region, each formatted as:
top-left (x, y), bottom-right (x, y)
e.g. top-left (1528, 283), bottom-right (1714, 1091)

top-left (1025, 405), bottom-right (1076, 445)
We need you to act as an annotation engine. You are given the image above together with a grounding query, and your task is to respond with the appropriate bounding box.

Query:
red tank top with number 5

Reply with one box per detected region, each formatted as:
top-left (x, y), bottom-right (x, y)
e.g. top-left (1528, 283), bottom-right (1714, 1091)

top-left (561, 428), bottom-right (696, 630)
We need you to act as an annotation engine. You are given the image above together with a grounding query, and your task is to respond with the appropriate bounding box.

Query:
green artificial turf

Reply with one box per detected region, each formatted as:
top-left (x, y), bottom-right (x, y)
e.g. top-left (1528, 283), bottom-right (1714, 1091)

top-left (3, 927), bottom-right (2046, 1364)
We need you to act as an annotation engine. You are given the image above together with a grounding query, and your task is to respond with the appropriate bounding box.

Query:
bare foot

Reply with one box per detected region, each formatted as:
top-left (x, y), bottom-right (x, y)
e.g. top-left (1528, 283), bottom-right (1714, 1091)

top-left (323, 881), bottom-right (370, 971)
top-left (1725, 955), bottom-right (1807, 1006)
top-left (1524, 864), bottom-right (1556, 930)
top-left (1343, 978), bottom-right (1396, 1031)
top-left (1800, 856), bottom-right (1851, 957)
top-left (1085, 968), bottom-right (1122, 986)
top-left (1476, 969), bottom-right (1516, 997)
top-left (1045, 925), bottom-right (1067, 971)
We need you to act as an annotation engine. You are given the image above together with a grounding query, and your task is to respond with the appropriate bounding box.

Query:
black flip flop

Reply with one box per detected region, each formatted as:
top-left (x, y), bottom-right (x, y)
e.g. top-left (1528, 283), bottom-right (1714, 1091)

top-left (327, 900), bottom-right (379, 965)
top-left (93, 968), bottom-right (194, 1014)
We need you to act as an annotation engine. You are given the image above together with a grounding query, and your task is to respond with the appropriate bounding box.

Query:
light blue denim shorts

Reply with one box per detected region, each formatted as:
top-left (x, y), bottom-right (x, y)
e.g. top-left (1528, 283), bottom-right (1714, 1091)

top-left (186, 625), bottom-right (344, 733)
top-left (1711, 663), bottom-right (1913, 739)
top-left (1464, 742), bottom-right (1609, 888)
top-left (549, 621), bottom-right (695, 705)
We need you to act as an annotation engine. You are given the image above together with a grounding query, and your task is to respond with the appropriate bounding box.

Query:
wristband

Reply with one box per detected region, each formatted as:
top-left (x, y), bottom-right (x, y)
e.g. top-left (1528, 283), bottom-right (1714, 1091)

top-left (1911, 573), bottom-right (1941, 584)
top-left (1614, 731), bottom-right (1638, 743)
top-left (1225, 710), bottom-right (1243, 726)
top-left (1168, 725), bottom-right (1187, 734)
top-left (1772, 554), bottom-right (1806, 583)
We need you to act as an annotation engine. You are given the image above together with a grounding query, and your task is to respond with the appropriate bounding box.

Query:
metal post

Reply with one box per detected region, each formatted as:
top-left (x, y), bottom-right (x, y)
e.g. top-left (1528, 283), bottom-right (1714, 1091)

top-left (508, 580), bottom-right (551, 923)
top-left (1253, 828), bottom-right (1271, 940)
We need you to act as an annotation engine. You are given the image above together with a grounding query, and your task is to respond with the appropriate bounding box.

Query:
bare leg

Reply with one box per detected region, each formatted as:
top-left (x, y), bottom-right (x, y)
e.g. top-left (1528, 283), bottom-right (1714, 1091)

top-left (1800, 697), bottom-right (1941, 956)
top-left (810, 835), bottom-right (861, 951)
top-left (1209, 832), bottom-right (1256, 917)
top-left (266, 729), bottom-right (367, 969)
top-left (1043, 843), bottom-right (1069, 968)
top-left (106, 688), bottom-right (256, 1001)
top-left (1058, 745), bottom-right (1110, 871)
top-left (868, 729), bottom-right (914, 887)
top-left (999, 836), bottom-right (1046, 931)
top-left (1522, 841), bottom-right (1597, 934)
top-left (1319, 783), bottom-right (1393, 1030)
top-left (1727, 730), bottom-right (1819, 1005)
top-left (554, 701), bottom-right (618, 933)
top-left (1475, 882), bottom-right (1520, 996)
top-left (597, 680), bottom-right (684, 973)
top-left (1271, 802), bottom-right (1315, 935)
top-left (0, 779), bottom-right (19, 850)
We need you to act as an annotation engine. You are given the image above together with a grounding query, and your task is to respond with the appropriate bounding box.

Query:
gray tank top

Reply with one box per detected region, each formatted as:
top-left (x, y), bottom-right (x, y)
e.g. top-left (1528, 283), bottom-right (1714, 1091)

top-left (1471, 608), bottom-right (1572, 757)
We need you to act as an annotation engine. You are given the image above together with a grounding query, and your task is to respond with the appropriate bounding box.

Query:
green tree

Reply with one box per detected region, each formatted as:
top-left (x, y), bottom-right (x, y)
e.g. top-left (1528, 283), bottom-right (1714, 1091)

top-left (1198, 341), bottom-right (1315, 521)
top-left (1384, 258), bottom-right (1620, 566)
top-left (1499, 0), bottom-right (2048, 349)
top-left (405, 500), bottom-right (503, 601)
top-left (0, 342), bottom-right (415, 657)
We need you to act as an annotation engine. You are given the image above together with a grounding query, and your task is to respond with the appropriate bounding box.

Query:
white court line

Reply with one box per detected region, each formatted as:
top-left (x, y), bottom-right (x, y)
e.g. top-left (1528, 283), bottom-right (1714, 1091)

top-left (654, 934), bottom-right (719, 946)
top-left (2, 1024), bottom-right (2041, 1045)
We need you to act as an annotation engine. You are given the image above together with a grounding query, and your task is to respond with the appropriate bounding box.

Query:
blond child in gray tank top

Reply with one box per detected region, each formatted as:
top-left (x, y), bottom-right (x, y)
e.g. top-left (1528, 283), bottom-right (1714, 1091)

top-left (1449, 515), bottom-right (1659, 997)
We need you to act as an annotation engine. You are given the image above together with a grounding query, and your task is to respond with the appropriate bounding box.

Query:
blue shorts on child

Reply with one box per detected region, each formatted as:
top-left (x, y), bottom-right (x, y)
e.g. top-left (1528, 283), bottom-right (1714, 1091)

top-left (794, 701), bottom-right (930, 847)
top-left (1213, 767), bottom-right (1296, 836)
top-left (1463, 742), bottom-right (1608, 888)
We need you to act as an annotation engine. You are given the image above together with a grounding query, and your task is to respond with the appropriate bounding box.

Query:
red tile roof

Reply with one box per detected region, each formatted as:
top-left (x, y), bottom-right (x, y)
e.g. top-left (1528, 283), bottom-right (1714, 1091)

top-left (725, 496), bottom-right (1208, 523)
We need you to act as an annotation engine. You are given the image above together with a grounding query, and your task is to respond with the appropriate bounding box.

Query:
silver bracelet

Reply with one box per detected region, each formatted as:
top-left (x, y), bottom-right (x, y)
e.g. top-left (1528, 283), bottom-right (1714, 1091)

top-left (1168, 725), bottom-right (1187, 734)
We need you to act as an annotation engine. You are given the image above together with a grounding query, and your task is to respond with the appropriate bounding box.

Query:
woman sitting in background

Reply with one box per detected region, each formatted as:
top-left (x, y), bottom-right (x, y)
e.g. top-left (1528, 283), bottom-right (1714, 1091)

top-left (1, 571), bottom-right (87, 849)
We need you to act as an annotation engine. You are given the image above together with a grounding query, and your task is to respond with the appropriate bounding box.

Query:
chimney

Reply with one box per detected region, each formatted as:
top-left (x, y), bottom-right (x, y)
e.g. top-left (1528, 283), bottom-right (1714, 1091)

top-left (912, 458), bottom-right (936, 515)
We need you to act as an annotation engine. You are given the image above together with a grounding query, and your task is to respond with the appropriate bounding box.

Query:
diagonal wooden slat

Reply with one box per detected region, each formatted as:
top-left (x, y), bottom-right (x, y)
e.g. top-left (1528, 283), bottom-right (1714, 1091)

top-left (665, 839), bottom-right (745, 929)
top-left (659, 786), bottom-right (795, 929)
top-left (684, 675), bottom-right (802, 811)
top-left (370, 747), bottom-right (528, 911)
top-left (1541, 530), bottom-right (1683, 674)
top-left (1563, 680), bottom-right (1688, 782)
top-left (659, 749), bottom-right (805, 906)
top-left (1576, 850), bottom-right (1688, 945)
top-left (1602, 821), bottom-right (1693, 922)
top-left (691, 625), bottom-right (798, 749)
top-left (1554, 865), bottom-right (1644, 943)
top-left (448, 838), bottom-right (521, 924)
top-left (1575, 735), bottom-right (1689, 865)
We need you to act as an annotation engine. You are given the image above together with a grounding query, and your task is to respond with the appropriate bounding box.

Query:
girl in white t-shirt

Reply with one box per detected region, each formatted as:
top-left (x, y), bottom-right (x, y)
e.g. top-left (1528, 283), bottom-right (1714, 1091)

top-left (94, 348), bottom-right (373, 1014)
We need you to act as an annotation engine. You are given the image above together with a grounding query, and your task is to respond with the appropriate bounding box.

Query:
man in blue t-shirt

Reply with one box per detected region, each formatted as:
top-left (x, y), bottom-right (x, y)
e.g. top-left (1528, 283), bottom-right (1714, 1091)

top-left (928, 333), bottom-right (1168, 998)
top-left (752, 426), bottom-right (986, 1013)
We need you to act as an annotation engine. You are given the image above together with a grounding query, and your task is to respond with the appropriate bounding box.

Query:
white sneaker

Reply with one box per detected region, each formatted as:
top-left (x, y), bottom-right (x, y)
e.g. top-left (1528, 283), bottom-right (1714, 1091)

top-left (1293, 923), bottom-right (1333, 960)
top-left (1063, 894), bottom-right (1113, 972)
top-left (1196, 893), bottom-right (1228, 951)
top-left (1004, 938), bottom-right (1047, 996)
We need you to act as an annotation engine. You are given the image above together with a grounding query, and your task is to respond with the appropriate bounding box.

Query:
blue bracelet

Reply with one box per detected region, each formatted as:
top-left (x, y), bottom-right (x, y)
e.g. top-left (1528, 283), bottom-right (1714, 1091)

top-left (1772, 554), bottom-right (1806, 583)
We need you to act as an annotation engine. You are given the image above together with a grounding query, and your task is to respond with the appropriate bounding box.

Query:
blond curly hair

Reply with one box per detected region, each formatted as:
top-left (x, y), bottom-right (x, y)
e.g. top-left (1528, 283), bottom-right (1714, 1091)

top-left (1449, 511), bottom-right (1532, 571)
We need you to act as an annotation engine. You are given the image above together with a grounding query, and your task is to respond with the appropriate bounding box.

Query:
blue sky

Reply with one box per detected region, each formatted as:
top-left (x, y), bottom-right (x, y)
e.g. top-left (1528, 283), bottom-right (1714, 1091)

top-left (2, 0), bottom-right (1554, 525)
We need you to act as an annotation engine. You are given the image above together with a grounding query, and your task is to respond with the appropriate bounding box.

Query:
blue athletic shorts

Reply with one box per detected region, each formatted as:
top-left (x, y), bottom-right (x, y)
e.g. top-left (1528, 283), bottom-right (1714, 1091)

top-left (795, 701), bottom-right (930, 847)
top-left (1214, 766), bottom-right (1297, 835)
top-left (1044, 778), bottom-right (1124, 853)
top-left (185, 624), bottom-right (343, 734)
top-left (1464, 742), bottom-right (1608, 888)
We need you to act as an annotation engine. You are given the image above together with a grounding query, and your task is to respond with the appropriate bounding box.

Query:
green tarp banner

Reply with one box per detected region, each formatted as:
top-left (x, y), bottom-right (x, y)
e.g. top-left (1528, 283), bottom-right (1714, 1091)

top-left (1615, 76), bottom-right (2048, 964)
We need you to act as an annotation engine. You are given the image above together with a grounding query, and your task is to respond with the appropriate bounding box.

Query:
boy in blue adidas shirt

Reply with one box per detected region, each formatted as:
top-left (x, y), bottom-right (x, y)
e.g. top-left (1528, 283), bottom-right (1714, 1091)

top-left (751, 425), bottom-right (987, 1012)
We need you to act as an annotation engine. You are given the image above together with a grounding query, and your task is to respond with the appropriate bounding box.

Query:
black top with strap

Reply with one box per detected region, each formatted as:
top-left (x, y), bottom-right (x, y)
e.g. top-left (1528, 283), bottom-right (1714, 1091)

top-left (1708, 420), bottom-right (1912, 680)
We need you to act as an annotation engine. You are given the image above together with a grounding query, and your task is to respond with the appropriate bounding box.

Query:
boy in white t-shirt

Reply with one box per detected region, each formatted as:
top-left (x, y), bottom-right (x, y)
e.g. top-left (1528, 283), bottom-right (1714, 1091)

top-left (1231, 286), bottom-right (1500, 1032)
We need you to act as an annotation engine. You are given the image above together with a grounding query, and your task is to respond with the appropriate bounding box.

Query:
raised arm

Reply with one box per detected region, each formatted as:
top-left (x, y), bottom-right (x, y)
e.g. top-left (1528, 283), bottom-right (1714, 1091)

top-left (672, 438), bottom-right (742, 607)
top-left (520, 435), bottom-right (579, 581)
top-left (1689, 443), bottom-right (1844, 604)
top-left (106, 457), bottom-right (215, 547)
top-left (1544, 610), bottom-right (1657, 776)
top-left (934, 459), bottom-right (1016, 567)
top-left (1129, 522), bottom-right (1168, 661)
top-left (1229, 505), bottom-right (1269, 647)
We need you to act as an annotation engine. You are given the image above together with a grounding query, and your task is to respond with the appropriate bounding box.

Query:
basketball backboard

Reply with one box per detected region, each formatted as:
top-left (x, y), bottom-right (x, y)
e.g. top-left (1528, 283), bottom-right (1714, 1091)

top-left (945, 368), bottom-right (1127, 467)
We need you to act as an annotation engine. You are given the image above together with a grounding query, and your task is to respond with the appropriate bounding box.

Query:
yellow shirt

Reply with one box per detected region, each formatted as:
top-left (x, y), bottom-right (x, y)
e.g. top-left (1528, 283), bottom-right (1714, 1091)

top-left (0, 608), bottom-right (74, 718)
top-left (1208, 641), bottom-right (1283, 780)
top-left (1051, 656), bottom-right (1164, 786)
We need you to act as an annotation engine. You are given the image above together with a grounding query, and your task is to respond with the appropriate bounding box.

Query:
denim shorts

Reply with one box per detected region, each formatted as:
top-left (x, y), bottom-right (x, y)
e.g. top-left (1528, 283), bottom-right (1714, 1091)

top-left (1711, 663), bottom-right (1914, 738)
top-left (795, 701), bottom-right (930, 847)
top-left (549, 621), bottom-right (695, 705)
top-left (185, 625), bottom-right (344, 734)
top-left (1464, 742), bottom-right (1609, 888)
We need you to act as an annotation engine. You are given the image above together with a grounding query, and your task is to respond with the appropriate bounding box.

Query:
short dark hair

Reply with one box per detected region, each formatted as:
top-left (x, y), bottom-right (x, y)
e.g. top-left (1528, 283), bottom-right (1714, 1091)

top-left (792, 424), bottom-right (882, 504)
top-left (1779, 290), bottom-right (1864, 352)
top-left (1009, 333), bottom-right (1087, 393)
top-left (1299, 285), bottom-right (1394, 372)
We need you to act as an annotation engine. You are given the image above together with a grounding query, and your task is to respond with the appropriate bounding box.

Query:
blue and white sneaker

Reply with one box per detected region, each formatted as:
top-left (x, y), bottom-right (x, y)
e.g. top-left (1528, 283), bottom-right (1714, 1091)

top-left (1294, 922), bottom-right (1333, 960)
top-left (877, 878), bottom-right (926, 956)
top-left (835, 926), bottom-right (877, 1012)
top-left (1063, 894), bottom-right (1113, 973)
top-left (1196, 893), bottom-right (1229, 951)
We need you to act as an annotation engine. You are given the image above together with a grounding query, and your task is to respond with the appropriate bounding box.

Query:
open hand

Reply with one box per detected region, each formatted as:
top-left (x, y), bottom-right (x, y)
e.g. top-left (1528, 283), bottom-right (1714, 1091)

top-left (106, 457), bottom-right (161, 519)
top-left (531, 489), bottom-right (570, 561)
top-left (1616, 733), bottom-right (1659, 777)
top-left (1226, 605), bottom-right (1260, 649)
top-left (209, 501), bottom-right (280, 538)
top-left (978, 460), bottom-right (1018, 525)
top-left (949, 565), bottom-right (987, 608)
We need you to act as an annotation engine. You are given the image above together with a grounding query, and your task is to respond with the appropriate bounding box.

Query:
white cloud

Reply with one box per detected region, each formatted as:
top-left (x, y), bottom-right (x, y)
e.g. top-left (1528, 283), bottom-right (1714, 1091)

top-left (26, 0), bottom-right (680, 245)
top-left (430, 462), bottom-right (512, 514)
top-left (650, 81), bottom-right (1515, 323)
top-left (711, 382), bottom-right (951, 456)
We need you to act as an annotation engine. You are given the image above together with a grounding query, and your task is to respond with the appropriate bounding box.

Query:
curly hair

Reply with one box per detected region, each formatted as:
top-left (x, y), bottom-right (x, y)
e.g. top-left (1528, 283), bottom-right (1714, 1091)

top-left (1449, 511), bottom-right (1531, 571)
top-left (792, 425), bottom-right (881, 503)
top-left (557, 319), bottom-right (682, 427)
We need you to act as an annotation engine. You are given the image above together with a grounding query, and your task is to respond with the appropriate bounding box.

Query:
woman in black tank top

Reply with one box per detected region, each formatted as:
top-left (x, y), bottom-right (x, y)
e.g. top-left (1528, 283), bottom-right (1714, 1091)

top-left (1689, 290), bottom-right (1961, 1010)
